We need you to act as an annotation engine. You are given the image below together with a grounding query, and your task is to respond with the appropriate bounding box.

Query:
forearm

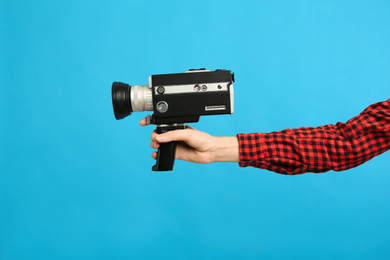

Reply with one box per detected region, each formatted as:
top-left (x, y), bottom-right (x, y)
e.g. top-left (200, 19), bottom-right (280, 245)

top-left (238, 99), bottom-right (390, 175)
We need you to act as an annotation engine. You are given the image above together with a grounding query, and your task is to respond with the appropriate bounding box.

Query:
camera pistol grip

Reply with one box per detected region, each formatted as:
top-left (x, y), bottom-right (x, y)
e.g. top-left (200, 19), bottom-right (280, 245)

top-left (152, 124), bottom-right (186, 171)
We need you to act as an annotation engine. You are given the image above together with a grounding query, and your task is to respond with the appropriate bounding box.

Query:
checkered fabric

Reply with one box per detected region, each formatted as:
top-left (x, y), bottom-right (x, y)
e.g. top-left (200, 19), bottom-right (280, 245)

top-left (237, 99), bottom-right (390, 175)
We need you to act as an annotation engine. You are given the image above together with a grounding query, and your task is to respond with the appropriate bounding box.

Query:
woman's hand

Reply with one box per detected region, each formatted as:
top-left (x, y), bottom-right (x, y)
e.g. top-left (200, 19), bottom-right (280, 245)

top-left (139, 117), bottom-right (240, 164)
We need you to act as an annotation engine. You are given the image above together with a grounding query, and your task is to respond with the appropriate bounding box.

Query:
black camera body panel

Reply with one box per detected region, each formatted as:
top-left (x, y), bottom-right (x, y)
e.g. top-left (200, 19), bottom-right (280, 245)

top-left (151, 69), bottom-right (234, 86)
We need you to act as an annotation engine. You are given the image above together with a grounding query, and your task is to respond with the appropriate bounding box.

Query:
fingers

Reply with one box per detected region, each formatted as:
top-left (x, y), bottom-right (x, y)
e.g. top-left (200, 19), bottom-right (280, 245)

top-left (150, 140), bottom-right (160, 149)
top-left (154, 129), bottom-right (193, 143)
top-left (145, 125), bottom-right (200, 161)
top-left (149, 129), bottom-right (161, 149)
top-left (150, 129), bottom-right (192, 160)
top-left (151, 130), bottom-right (158, 141)
top-left (151, 129), bottom-right (190, 143)
top-left (139, 117), bottom-right (147, 126)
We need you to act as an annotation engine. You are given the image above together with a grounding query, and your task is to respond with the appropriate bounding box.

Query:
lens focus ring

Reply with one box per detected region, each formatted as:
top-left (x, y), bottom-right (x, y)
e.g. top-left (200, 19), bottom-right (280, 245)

top-left (130, 85), bottom-right (153, 112)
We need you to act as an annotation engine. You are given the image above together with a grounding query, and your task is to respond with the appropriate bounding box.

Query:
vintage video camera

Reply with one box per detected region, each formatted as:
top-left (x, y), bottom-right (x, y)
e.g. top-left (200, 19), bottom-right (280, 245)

top-left (112, 68), bottom-right (235, 171)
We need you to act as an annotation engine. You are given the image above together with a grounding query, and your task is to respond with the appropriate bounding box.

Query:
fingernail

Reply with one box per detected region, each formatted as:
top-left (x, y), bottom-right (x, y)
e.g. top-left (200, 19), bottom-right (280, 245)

top-left (156, 135), bottom-right (165, 141)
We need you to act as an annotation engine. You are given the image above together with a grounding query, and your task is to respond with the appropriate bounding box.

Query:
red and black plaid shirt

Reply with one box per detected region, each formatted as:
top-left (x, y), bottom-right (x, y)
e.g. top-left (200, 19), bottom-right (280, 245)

top-left (237, 99), bottom-right (390, 175)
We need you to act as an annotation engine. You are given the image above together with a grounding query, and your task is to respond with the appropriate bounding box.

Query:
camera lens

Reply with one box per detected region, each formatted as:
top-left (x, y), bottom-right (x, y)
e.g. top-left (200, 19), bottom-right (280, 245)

top-left (112, 82), bottom-right (153, 120)
top-left (112, 82), bottom-right (133, 120)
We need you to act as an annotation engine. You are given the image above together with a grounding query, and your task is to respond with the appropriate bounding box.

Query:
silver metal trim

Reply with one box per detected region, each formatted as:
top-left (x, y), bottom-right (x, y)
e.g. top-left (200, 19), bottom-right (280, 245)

top-left (154, 82), bottom-right (230, 95)
top-left (205, 105), bottom-right (226, 111)
top-left (184, 69), bottom-right (211, 73)
top-left (229, 83), bottom-right (234, 114)
top-left (157, 123), bottom-right (186, 127)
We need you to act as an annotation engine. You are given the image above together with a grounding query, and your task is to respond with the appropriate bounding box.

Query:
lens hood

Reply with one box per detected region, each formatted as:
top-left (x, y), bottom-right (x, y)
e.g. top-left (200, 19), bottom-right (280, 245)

top-left (112, 82), bottom-right (133, 120)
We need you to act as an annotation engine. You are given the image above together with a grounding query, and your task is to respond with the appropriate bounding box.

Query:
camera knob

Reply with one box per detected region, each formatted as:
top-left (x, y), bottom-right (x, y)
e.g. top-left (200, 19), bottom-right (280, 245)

top-left (157, 86), bottom-right (165, 94)
top-left (156, 101), bottom-right (169, 113)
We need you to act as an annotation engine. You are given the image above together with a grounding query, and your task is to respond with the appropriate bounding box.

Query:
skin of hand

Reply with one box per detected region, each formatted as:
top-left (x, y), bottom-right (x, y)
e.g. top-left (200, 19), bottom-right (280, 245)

top-left (139, 117), bottom-right (240, 164)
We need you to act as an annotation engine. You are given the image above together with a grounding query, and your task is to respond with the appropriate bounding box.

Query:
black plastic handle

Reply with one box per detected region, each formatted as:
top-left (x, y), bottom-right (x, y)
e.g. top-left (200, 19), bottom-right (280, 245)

top-left (151, 124), bottom-right (186, 171)
top-left (152, 141), bottom-right (178, 171)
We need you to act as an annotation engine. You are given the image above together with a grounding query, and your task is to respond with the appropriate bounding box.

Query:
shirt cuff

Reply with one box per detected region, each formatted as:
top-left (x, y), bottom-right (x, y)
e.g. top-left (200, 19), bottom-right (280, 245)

top-left (237, 133), bottom-right (269, 168)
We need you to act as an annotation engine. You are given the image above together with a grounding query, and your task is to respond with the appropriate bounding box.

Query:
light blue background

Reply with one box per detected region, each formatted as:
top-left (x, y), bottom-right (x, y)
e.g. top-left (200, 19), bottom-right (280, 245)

top-left (1, 0), bottom-right (390, 259)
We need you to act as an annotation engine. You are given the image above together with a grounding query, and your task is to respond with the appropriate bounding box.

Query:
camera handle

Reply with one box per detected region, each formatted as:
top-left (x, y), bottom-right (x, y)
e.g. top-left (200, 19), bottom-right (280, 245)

top-left (152, 124), bottom-right (187, 171)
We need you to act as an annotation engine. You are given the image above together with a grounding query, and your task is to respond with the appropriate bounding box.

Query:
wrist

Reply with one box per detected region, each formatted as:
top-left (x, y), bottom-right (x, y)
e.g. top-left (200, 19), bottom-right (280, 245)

top-left (211, 136), bottom-right (240, 163)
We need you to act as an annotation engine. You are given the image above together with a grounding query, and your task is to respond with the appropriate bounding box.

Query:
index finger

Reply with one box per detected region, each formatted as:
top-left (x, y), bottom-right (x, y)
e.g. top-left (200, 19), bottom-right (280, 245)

top-left (139, 117), bottom-right (148, 126)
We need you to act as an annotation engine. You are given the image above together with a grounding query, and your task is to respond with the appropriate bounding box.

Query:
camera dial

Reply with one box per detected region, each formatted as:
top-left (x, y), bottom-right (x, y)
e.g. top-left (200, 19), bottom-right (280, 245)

top-left (156, 101), bottom-right (168, 113)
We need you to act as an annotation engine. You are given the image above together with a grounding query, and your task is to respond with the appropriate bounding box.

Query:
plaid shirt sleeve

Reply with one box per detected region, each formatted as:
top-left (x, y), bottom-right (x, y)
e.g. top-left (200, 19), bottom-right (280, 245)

top-left (237, 99), bottom-right (390, 175)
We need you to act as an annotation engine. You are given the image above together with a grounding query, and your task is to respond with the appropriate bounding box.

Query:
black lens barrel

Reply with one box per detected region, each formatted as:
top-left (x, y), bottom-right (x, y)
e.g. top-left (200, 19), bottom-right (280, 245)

top-left (112, 82), bottom-right (133, 120)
